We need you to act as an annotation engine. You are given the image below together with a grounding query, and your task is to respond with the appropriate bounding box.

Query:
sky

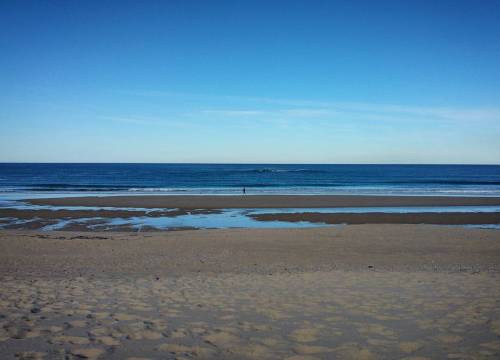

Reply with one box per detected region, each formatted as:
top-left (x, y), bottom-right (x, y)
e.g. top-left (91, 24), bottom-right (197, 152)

top-left (1, 0), bottom-right (500, 164)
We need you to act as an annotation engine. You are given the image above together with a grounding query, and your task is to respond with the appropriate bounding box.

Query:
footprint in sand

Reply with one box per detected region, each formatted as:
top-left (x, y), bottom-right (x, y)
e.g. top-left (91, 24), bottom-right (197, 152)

top-left (113, 313), bottom-right (137, 321)
top-left (334, 343), bottom-right (375, 360)
top-left (481, 340), bottom-right (500, 351)
top-left (203, 331), bottom-right (240, 346)
top-left (169, 328), bottom-right (189, 338)
top-left (229, 343), bottom-right (275, 359)
top-left (491, 320), bottom-right (500, 335)
top-left (51, 335), bottom-right (91, 345)
top-left (289, 328), bottom-right (320, 343)
top-left (157, 343), bottom-right (216, 358)
top-left (15, 352), bottom-right (46, 360)
top-left (157, 343), bottom-right (192, 353)
top-left (71, 348), bottom-right (105, 359)
top-left (96, 336), bottom-right (120, 346)
top-left (293, 344), bottom-right (335, 354)
top-left (68, 320), bottom-right (87, 328)
top-left (285, 356), bottom-right (320, 360)
top-left (398, 341), bottom-right (423, 354)
top-left (436, 334), bottom-right (463, 344)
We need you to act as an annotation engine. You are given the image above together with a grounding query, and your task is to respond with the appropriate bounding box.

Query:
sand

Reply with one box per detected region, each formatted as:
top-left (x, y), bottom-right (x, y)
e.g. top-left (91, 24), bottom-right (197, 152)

top-left (250, 211), bottom-right (500, 225)
top-left (1, 225), bottom-right (500, 276)
top-left (1, 209), bottom-right (500, 230)
top-left (1, 195), bottom-right (496, 230)
top-left (1, 225), bottom-right (500, 359)
top-left (27, 194), bottom-right (500, 209)
top-left (0, 208), bottom-right (219, 220)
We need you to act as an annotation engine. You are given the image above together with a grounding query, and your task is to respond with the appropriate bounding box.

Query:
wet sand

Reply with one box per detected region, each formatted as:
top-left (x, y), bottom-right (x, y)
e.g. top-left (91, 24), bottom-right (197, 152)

top-left (27, 194), bottom-right (500, 209)
top-left (1, 225), bottom-right (500, 359)
top-left (250, 211), bottom-right (500, 225)
top-left (11, 195), bottom-right (499, 230)
top-left (1, 209), bottom-right (500, 230)
top-left (0, 208), bottom-right (220, 220)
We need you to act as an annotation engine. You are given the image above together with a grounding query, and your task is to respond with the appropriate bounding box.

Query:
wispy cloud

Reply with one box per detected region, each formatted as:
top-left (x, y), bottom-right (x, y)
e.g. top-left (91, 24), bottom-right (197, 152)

top-left (199, 106), bottom-right (500, 128)
top-left (201, 110), bottom-right (268, 117)
top-left (100, 115), bottom-right (195, 129)
top-left (114, 89), bottom-right (500, 124)
top-left (103, 116), bottom-right (158, 125)
top-left (202, 109), bottom-right (340, 117)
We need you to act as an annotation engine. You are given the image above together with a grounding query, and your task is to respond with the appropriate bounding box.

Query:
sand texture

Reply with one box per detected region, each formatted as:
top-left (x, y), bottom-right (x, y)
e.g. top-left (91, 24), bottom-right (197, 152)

top-left (1, 209), bottom-right (500, 230)
top-left (1, 195), bottom-right (498, 230)
top-left (1, 225), bottom-right (500, 359)
top-left (27, 194), bottom-right (500, 209)
top-left (250, 211), bottom-right (500, 225)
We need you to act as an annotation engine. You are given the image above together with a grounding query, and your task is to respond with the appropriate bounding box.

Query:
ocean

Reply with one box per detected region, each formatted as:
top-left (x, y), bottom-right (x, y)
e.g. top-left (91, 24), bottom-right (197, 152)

top-left (0, 163), bottom-right (499, 197)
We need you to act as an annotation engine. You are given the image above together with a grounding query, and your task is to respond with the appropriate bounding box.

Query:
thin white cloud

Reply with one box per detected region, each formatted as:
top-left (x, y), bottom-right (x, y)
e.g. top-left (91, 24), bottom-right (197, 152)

top-left (114, 89), bottom-right (500, 123)
top-left (103, 116), bottom-right (157, 125)
top-left (198, 106), bottom-right (500, 126)
top-left (201, 110), bottom-right (268, 117)
top-left (101, 115), bottom-right (195, 129)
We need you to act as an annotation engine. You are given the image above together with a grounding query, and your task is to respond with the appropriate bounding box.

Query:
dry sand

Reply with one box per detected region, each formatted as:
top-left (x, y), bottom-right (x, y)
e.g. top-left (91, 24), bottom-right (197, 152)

top-left (1, 225), bottom-right (500, 359)
top-left (27, 194), bottom-right (500, 209)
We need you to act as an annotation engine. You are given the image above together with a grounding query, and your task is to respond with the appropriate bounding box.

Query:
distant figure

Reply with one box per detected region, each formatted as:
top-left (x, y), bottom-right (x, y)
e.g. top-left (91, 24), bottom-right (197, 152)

top-left (243, 187), bottom-right (246, 195)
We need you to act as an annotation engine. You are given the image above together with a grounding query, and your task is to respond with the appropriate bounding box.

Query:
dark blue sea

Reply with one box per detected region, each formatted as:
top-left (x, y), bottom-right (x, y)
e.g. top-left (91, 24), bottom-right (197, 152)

top-left (0, 163), bottom-right (499, 197)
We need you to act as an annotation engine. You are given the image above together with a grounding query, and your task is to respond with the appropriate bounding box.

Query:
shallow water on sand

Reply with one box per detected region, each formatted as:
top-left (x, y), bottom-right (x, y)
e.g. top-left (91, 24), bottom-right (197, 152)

top-left (2, 197), bottom-right (500, 230)
top-left (2, 204), bottom-right (500, 231)
top-left (38, 212), bottom-right (329, 231)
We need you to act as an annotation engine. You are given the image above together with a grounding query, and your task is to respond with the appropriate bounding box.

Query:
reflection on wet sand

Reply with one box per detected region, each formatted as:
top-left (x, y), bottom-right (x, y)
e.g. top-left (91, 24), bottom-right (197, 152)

top-left (1, 206), bottom-right (500, 231)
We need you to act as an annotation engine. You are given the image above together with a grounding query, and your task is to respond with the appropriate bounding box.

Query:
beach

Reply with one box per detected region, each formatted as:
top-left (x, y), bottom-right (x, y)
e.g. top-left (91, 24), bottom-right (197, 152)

top-left (0, 195), bottom-right (497, 231)
top-left (1, 225), bottom-right (500, 359)
top-left (3, 0), bottom-right (500, 357)
top-left (1, 195), bottom-right (500, 359)
top-left (27, 194), bottom-right (500, 209)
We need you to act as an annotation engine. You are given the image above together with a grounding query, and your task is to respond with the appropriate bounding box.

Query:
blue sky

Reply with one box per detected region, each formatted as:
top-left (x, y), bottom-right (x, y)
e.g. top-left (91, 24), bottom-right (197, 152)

top-left (1, 0), bottom-right (500, 163)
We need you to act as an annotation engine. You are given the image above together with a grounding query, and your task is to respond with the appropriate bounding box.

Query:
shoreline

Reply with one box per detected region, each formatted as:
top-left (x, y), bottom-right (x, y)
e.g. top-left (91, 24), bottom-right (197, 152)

top-left (27, 194), bottom-right (500, 209)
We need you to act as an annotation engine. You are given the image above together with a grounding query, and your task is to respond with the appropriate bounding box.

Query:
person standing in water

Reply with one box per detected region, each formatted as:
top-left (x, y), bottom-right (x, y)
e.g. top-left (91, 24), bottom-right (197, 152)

top-left (243, 187), bottom-right (246, 195)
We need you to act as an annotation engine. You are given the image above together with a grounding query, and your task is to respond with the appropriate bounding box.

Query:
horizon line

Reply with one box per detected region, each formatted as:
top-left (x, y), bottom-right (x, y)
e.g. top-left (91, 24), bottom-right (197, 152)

top-left (1, 162), bottom-right (499, 166)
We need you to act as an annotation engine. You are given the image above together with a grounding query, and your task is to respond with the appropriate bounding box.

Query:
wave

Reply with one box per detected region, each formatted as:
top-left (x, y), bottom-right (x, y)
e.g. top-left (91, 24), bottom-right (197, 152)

top-left (128, 188), bottom-right (189, 192)
top-left (163, 168), bottom-right (329, 174)
top-left (3, 179), bottom-right (500, 192)
top-left (26, 188), bottom-right (133, 192)
top-left (239, 168), bottom-right (327, 174)
top-left (12, 184), bottom-right (133, 192)
top-left (25, 183), bottom-right (132, 188)
top-left (1, 187), bottom-right (500, 197)
top-left (381, 180), bottom-right (500, 185)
